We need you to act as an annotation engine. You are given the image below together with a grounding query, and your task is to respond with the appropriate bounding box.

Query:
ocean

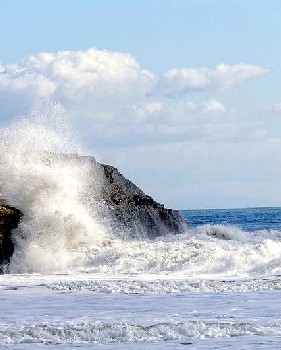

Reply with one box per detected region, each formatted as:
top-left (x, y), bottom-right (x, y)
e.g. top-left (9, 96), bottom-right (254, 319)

top-left (1, 207), bottom-right (281, 349)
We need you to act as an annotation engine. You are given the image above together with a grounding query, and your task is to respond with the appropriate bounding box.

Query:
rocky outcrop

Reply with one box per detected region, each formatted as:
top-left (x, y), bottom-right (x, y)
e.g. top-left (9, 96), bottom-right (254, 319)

top-left (0, 203), bottom-right (21, 271)
top-left (95, 162), bottom-right (187, 239)
top-left (0, 155), bottom-right (188, 269)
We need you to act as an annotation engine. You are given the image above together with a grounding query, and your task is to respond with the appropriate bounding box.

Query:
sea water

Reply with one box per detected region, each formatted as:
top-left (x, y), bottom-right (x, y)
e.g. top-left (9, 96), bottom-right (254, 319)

top-left (1, 208), bottom-right (281, 349)
top-left (1, 107), bottom-right (281, 349)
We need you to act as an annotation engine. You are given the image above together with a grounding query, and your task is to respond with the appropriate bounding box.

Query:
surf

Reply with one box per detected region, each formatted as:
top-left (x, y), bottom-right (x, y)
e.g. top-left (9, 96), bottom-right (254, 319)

top-left (0, 104), bottom-right (281, 280)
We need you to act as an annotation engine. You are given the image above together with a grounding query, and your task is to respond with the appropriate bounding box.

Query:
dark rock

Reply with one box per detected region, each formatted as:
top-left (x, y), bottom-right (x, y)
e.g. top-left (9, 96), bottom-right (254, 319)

top-left (0, 202), bottom-right (21, 272)
top-left (94, 162), bottom-right (188, 239)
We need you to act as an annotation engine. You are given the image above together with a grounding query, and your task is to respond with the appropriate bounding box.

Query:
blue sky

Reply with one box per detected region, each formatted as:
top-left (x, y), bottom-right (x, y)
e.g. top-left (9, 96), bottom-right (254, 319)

top-left (1, 1), bottom-right (280, 70)
top-left (0, 1), bottom-right (281, 209)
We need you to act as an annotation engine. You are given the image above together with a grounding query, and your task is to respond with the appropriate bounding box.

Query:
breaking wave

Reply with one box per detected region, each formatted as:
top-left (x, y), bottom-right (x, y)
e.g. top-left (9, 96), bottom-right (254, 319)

top-left (1, 320), bottom-right (281, 345)
top-left (0, 104), bottom-right (281, 279)
top-left (0, 103), bottom-right (108, 273)
top-left (50, 276), bottom-right (281, 294)
top-left (63, 228), bottom-right (281, 278)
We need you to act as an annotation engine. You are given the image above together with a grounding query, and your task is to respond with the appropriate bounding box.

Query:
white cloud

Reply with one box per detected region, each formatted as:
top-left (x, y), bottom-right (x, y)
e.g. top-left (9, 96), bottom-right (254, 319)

top-left (156, 63), bottom-right (269, 97)
top-left (0, 49), bottom-right (268, 109)
top-left (270, 102), bottom-right (281, 114)
top-left (0, 48), bottom-right (271, 146)
top-left (0, 48), bottom-right (155, 107)
top-left (202, 99), bottom-right (226, 113)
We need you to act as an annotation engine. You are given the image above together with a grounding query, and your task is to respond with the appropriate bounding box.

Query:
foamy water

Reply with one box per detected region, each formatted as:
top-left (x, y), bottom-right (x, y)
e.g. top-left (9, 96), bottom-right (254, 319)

top-left (1, 272), bottom-right (281, 349)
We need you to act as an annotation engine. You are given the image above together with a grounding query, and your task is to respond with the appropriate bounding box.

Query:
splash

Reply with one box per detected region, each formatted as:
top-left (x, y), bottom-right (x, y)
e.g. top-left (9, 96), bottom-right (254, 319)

top-left (71, 225), bottom-right (281, 278)
top-left (0, 103), bottom-right (107, 273)
top-left (1, 104), bottom-right (281, 279)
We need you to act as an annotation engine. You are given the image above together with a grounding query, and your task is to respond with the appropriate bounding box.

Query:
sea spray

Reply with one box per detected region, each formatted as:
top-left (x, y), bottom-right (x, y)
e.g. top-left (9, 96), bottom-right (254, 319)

top-left (74, 227), bottom-right (281, 278)
top-left (0, 103), bottom-right (107, 273)
top-left (1, 104), bottom-right (281, 278)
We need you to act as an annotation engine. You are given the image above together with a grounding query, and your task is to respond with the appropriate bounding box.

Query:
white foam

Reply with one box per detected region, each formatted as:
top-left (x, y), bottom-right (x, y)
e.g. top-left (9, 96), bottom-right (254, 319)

top-left (72, 229), bottom-right (281, 278)
top-left (50, 276), bottom-right (281, 294)
top-left (1, 320), bottom-right (280, 345)
top-left (196, 224), bottom-right (248, 242)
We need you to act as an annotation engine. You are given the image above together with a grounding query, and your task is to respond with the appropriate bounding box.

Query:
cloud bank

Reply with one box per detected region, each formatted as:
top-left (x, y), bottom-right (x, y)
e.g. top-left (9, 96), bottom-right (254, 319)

top-left (0, 48), bottom-right (269, 145)
top-left (156, 64), bottom-right (268, 96)
top-left (0, 49), bottom-right (154, 106)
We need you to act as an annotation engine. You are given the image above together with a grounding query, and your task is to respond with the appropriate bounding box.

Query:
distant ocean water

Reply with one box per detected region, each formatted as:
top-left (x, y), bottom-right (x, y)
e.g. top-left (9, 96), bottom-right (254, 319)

top-left (1, 207), bottom-right (281, 349)
top-left (181, 207), bottom-right (281, 231)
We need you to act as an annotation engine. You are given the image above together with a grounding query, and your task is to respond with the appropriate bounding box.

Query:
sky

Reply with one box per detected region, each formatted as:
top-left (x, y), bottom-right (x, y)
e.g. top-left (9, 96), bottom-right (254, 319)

top-left (0, 0), bottom-right (281, 209)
